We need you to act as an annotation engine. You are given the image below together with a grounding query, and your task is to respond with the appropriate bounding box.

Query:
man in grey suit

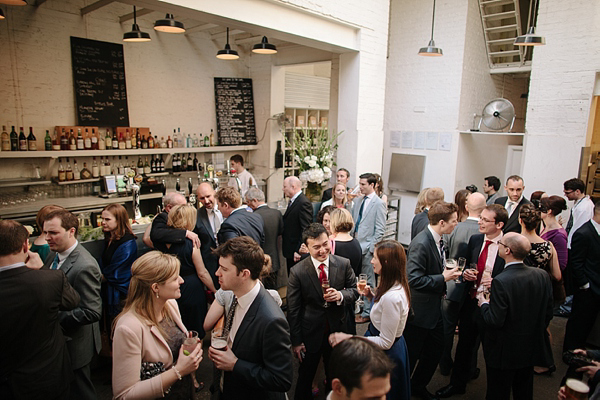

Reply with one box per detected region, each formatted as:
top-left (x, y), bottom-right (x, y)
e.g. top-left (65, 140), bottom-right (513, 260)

top-left (43, 209), bottom-right (102, 400)
top-left (352, 173), bottom-right (387, 323)
top-left (246, 187), bottom-right (284, 289)
top-left (483, 176), bottom-right (501, 205)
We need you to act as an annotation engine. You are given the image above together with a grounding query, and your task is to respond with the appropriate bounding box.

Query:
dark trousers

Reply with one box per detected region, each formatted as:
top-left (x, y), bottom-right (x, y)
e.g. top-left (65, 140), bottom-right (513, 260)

top-left (404, 317), bottom-right (444, 391)
top-left (69, 363), bottom-right (96, 400)
top-left (294, 333), bottom-right (332, 400)
top-left (563, 288), bottom-right (600, 352)
top-left (451, 297), bottom-right (483, 387)
top-left (440, 298), bottom-right (462, 373)
top-left (485, 365), bottom-right (533, 400)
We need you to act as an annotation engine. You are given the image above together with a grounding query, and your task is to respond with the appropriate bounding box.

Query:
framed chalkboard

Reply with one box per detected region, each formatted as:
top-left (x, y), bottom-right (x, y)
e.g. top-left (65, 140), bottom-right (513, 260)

top-left (70, 37), bottom-right (130, 127)
top-left (214, 78), bottom-right (257, 145)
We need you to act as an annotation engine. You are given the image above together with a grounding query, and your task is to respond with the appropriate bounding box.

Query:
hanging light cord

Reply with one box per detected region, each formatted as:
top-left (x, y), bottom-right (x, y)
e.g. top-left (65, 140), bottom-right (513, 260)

top-left (133, 6), bottom-right (137, 24)
top-left (430, 0), bottom-right (436, 41)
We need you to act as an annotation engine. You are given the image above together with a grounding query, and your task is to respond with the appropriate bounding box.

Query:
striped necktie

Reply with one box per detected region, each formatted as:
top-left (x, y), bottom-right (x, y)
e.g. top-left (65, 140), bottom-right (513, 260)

top-left (51, 254), bottom-right (60, 270)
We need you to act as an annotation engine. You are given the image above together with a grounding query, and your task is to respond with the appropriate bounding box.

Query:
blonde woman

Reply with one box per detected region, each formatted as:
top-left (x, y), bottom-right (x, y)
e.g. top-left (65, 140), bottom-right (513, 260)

top-left (112, 251), bottom-right (202, 399)
top-left (321, 182), bottom-right (352, 211)
top-left (154, 204), bottom-right (216, 339)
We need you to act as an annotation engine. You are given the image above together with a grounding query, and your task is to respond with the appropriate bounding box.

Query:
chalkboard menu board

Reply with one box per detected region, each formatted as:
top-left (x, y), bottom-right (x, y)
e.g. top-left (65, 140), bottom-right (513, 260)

top-left (214, 78), bottom-right (257, 145)
top-left (70, 36), bottom-right (130, 127)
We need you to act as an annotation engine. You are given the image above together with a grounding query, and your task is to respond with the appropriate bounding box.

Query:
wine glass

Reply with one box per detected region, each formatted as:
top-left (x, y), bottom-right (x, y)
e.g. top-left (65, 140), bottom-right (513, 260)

top-left (321, 278), bottom-right (331, 308)
top-left (182, 330), bottom-right (199, 356)
top-left (455, 257), bottom-right (466, 283)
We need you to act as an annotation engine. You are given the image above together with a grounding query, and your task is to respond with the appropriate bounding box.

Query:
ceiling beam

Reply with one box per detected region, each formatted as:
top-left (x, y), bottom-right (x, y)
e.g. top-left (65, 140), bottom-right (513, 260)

top-left (184, 23), bottom-right (218, 35)
top-left (119, 8), bottom-right (154, 23)
top-left (80, 0), bottom-right (115, 16)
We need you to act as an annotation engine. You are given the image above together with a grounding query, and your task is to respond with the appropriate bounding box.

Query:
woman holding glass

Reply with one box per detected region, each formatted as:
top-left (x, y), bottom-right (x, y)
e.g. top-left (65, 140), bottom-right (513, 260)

top-left (329, 240), bottom-right (411, 400)
top-left (112, 251), bottom-right (202, 400)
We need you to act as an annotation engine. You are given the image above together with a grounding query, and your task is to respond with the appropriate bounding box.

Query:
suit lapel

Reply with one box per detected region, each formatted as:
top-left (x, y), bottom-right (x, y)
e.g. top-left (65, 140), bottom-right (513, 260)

top-left (328, 256), bottom-right (338, 288)
top-left (60, 245), bottom-right (79, 275)
top-left (199, 208), bottom-right (215, 238)
top-left (283, 195), bottom-right (300, 218)
top-left (231, 287), bottom-right (263, 352)
top-left (304, 259), bottom-right (323, 299)
top-left (150, 325), bottom-right (173, 355)
top-left (426, 230), bottom-right (443, 272)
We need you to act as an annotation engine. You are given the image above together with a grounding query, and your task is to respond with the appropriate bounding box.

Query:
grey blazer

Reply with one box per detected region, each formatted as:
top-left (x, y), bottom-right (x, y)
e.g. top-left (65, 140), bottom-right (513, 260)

top-left (351, 194), bottom-right (387, 255)
top-left (45, 243), bottom-right (103, 369)
top-left (254, 205), bottom-right (284, 273)
top-left (444, 219), bottom-right (481, 302)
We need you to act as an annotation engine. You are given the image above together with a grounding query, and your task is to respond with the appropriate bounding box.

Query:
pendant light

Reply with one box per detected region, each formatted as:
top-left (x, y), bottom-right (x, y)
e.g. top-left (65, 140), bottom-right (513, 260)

top-left (514, 0), bottom-right (545, 46)
top-left (0, 0), bottom-right (26, 5)
top-left (252, 36), bottom-right (277, 54)
top-left (123, 6), bottom-right (151, 42)
top-left (154, 13), bottom-right (185, 33)
top-left (216, 28), bottom-right (239, 60)
top-left (0, 8), bottom-right (5, 19)
top-left (418, 0), bottom-right (443, 57)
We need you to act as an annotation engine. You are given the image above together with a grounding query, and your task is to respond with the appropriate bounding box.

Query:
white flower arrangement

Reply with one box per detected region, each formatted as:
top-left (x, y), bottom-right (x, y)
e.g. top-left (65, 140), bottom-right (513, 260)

top-left (286, 127), bottom-right (342, 185)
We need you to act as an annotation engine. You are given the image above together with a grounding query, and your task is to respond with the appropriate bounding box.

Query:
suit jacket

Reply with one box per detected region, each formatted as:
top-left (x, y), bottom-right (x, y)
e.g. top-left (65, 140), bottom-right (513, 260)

top-left (494, 196), bottom-right (531, 234)
top-left (287, 255), bottom-right (358, 352)
top-left (0, 267), bottom-right (80, 400)
top-left (44, 243), bottom-right (103, 369)
top-left (194, 207), bottom-right (220, 289)
top-left (486, 192), bottom-right (500, 205)
top-left (217, 208), bottom-right (265, 246)
top-left (480, 263), bottom-right (553, 370)
top-left (569, 220), bottom-right (600, 295)
top-left (444, 219), bottom-right (481, 302)
top-left (112, 300), bottom-right (187, 400)
top-left (320, 187), bottom-right (333, 203)
top-left (411, 210), bottom-right (429, 241)
top-left (223, 286), bottom-right (293, 400)
top-left (149, 211), bottom-right (186, 245)
top-left (282, 193), bottom-right (314, 259)
top-left (254, 205), bottom-right (284, 272)
top-left (406, 228), bottom-right (446, 329)
top-left (352, 194), bottom-right (387, 255)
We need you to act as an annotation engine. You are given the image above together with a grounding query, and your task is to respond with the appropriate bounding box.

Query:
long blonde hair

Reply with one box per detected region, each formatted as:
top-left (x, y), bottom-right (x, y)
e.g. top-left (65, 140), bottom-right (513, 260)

top-left (167, 204), bottom-right (197, 231)
top-left (113, 251), bottom-right (180, 338)
top-left (332, 182), bottom-right (349, 207)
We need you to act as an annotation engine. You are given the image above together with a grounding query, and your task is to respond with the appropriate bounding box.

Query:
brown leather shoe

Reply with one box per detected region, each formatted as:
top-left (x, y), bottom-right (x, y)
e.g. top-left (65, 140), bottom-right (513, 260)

top-left (355, 316), bottom-right (370, 324)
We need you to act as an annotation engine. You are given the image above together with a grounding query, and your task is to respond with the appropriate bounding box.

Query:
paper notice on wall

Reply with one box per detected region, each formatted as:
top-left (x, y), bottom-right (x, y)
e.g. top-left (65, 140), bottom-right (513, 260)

top-left (414, 132), bottom-right (425, 149)
top-left (426, 132), bottom-right (438, 150)
top-left (390, 131), bottom-right (401, 148)
top-left (439, 133), bottom-right (452, 151)
top-left (402, 131), bottom-right (413, 148)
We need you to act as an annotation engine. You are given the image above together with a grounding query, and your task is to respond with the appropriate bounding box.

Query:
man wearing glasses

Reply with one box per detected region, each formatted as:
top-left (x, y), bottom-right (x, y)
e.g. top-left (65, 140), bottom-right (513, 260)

top-left (563, 178), bottom-right (594, 249)
top-left (476, 232), bottom-right (553, 400)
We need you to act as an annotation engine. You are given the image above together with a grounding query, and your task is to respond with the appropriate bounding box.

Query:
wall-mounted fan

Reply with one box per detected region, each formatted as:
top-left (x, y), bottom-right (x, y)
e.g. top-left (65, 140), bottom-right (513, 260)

top-left (473, 98), bottom-right (516, 132)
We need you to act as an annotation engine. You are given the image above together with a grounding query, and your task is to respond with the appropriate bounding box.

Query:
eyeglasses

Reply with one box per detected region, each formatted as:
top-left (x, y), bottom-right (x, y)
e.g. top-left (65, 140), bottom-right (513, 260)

top-left (563, 190), bottom-right (574, 195)
top-left (480, 217), bottom-right (495, 223)
top-left (498, 241), bottom-right (512, 252)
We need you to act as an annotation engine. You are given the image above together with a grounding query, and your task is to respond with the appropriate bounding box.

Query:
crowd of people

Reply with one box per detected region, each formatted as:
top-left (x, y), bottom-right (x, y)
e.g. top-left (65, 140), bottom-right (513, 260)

top-left (1, 168), bottom-right (599, 400)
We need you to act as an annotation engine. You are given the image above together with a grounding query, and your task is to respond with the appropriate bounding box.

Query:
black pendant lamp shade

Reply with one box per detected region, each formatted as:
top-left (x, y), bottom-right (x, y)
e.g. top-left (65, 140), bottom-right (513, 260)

top-left (216, 28), bottom-right (239, 60)
top-left (0, 0), bottom-right (26, 5)
top-left (123, 6), bottom-right (151, 42)
top-left (154, 13), bottom-right (185, 33)
top-left (252, 36), bottom-right (277, 54)
top-left (0, 8), bottom-right (5, 19)
top-left (418, 0), bottom-right (443, 56)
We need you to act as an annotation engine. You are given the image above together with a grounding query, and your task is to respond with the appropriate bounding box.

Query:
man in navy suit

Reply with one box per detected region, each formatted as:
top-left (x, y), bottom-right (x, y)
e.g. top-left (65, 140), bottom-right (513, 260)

top-left (494, 175), bottom-right (530, 234)
top-left (216, 186), bottom-right (265, 247)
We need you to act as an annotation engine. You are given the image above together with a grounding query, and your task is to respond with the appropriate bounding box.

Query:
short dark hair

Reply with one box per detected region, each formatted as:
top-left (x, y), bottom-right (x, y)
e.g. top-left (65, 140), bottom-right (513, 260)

top-left (506, 175), bottom-right (524, 185)
top-left (540, 195), bottom-right (567, 216)
top-left (428, 202), bottom-right (458, 225)
top-left (485, 204), bottom-right (508, 226)
top-left (44, 209), bottom-right (79, 235)
top-left (485, 176), bottom-right (501, 191)
top-left (563, 178), bottom-right (585, 193)
top-left (0, 220), bottom-right (29, 256)
top-left (328, 337), bottom-right (393, 395)
top-left (302, 223), bottom-right (328, 244)
top-left (214, 236), bottom-right (266, 280)
top-left (230, 154), bottom-right (244, 166)
top-left (359, 173), bottom-right (377, 186)
top-left (317, 205), bottom-right (334, 225)
top-left (338, 168), bottom-right (350, 179)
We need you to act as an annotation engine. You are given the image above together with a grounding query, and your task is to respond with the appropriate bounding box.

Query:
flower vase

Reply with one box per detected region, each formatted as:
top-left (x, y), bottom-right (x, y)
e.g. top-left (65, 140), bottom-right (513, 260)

top-left (305, 182), bottom-right (323, 202)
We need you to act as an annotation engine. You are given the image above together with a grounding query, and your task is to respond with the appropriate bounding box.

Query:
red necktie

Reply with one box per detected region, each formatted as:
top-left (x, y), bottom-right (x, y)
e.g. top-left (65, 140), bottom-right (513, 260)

top-left (318, 263), bottom-right (327, 284)
top-left (471, 240), bottom-right (492, 298)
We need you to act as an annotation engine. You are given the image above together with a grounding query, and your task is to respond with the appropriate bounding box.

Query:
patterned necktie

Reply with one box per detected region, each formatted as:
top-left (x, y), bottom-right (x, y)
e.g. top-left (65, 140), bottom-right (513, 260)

top-left (565, 209), bottom-right (574, 233)
top-left (318, 263), bottom-right (327, 284)
top-left (354, 198), bottom-right (366, 233)
top-left (471, 240), bottom-right (492, 298)
top-left (223, 296), bottom-right (238, 337)
top-left (439, 238), bottom-right (446, 263)
top-left (51, 254), bottom-right (59, 270)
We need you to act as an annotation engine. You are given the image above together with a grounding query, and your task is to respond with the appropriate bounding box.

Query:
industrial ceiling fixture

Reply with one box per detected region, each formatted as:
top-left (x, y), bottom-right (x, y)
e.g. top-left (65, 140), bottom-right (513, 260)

top-left (514, 0), bottom-right (545, 46)
top-left (252, 36), bottom-right (277, 54)
top-left (123, 6), bottom-right (151, 42)
top-left (0, 0), bottom-right (26, 5)
top-left (0, 8), bottom-right (5, 19)
top-left (216, 27), bottom-right (239, 60)
top-left (154, 13), bottom-right (185, 33)
top-left (418, 0), bottom-right (443, 57)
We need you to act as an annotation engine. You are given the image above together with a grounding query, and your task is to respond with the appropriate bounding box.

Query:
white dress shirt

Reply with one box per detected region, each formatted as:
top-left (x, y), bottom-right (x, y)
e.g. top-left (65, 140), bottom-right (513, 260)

top-left (229, 280), bottom-right (261, 344)
top-left (366, 283), bottom-right (409, 350)
top-left (427, 225), bottom-right (444, 259)
top-left (289, 190), bottom-right (301, 205)
top-left (479, 233), bottom-right (503, 271)
top-left (504, 196), bottom-right (523, 218)
top-left (359, 192), bottom-right (375, 215)
top-left (206, 207), bottom-right (223, 237)
top-left (567, 196), bottom-right (595, 248)
top-left (0, 261), bottom-right (26, 272)
top-left (228, 169), bottom-right (257, 199)
top-left (310, 256), bottom-right (344, 305)
top-left (54, 240), bottom-right (78, 270)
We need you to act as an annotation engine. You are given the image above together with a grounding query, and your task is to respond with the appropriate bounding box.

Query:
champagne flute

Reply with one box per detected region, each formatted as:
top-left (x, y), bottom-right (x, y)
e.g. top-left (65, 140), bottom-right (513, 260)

top-left (455, 257), bottom-right (466, 283)
top-left (358, 274), bottom-right (368, 294)
top-left (321, 278), bottom-right (331, 308)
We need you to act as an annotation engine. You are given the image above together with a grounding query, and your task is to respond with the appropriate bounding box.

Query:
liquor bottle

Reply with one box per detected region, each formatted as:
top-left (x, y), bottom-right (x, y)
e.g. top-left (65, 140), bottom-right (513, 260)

top-left (159, 154), bottom-right (165, 172)
top-left (105, 157), bottom-right (111, 176)
top-left (275, 140), bottom-right (284, 168)
top-left (118, 133), bottom-right (126, 150)
top-left (193, 153), bottom-right (198, 172)
top-left (105, 129), bottom-right (112, 150)
top-left (98, 129), bottom-right (105, 150)
top-left (91, 128), bottom-right (99, 149)
top-left (188, 177), bottom-right (193, 196)
top-left (175, 178), bottom-right (181, 192)
top-left (69, 129), bottom-right (77, 150)
top-left (100, 156), bottom-right (107, 176)
top-left (136, 129), bottom-right (142, 149)
top-left (60, 128), bottom-right (68, 150)
top-left (154, 135), bottom-right (159, 149)
top-left (92, 157), bottom-right (99, 178)
top-left (160, 137), bottom-right (167, 148)
top-left (131, 128), bottom-right (137, 149)
top-left (66, 158), bottom-right (74, 181)
top-left (204, 132), bottom-right (210, 147)
top-left (10, 126), bottom-right (18, 151)
top-left (187, 153), bottom-right (193, 171)
top-left (167, 135), bottom-right (173, 148)
top-left (144, 157), bottom-right (151, 175)
top-left (84, 128), bottom-right (92, 150)
top-left (112, 129), bottom-right (119, 150)
top-left (172, 129), bottom-right (178, 148)
top-left (181, 153), bottom-right (187, 171)
top-left (192, 134), bottom-right (199, 148)
top-left (1, 125), bottom-right (10, 151)
top-left (125, 129), bottom-right (132, 149)
top-left (141, 134), bottom-right (148, 149)
top-left (26, 127), bottom-right (37, 151)
top-left (118, 156), bottom-right (124, 175)
top-left (73, 159), bottom-right (81, 180)
top-left (80, 162), bottom-right (92, 180)
top-left (19, 127), bottom-right (28, 151)
top-left (52, 128), bottom-right (61, 151)
top-left (172, 153), bottom-right (179, 172)
top-left (186, 133), bottom-right (192, 148)
top-left (58, 158), bottom-right (66, 182)
top-left (44, 130), bottom-right (52, 151)
top-left (77, 128), bottom-right (84, 150)
top-left (209, 129), bottom-right (215, 147)
top-left (150, 155), bottom-right (156, 173)
top-left (137, 157), bottom-right (144, 175)
top-left (199, 133), bottom-right (203, 147)
top-left (148, 134), bottom-right (154, 149)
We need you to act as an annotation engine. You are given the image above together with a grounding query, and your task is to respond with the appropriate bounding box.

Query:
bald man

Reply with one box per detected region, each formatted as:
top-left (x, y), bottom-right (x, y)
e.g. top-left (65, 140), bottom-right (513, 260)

top-left (282, 176), bottom-right (314, 273)
top-left (193, 182), bottom-right (224, 289)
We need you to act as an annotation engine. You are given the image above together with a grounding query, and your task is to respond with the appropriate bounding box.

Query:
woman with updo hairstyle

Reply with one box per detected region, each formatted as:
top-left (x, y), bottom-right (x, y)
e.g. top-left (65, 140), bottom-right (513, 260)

top-left (455, 189), bottom-right (470, 222)
top-left (112, 251), bottom-right (202, 399)
top-left (154, 204), bottom-right (216, 339)
top-left (540, 196), bottom-right (569, 271)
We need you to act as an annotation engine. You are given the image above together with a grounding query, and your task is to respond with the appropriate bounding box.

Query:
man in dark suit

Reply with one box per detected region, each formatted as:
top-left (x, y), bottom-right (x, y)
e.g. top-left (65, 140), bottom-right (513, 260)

top-left (321, 168), bottom-right (350, 203)
top-left (208, 237), bottom-right (293, 400)
top-left (477, 232), bottom-right (553, 400)
top-left (494, 175), bottom-right (530, 233)
top-left (404, 201), bottom-right (461, 400)
top-left (246, 187), bottom-right (284, 289)
top-left (282, 176), bottom-right (314, 273)
top-left (436, 204), bottom-right (508, 398)
top-left (0, 220), bottom-right (80, 400)
top-left (563, 201), bottom-right (600, 354)
top-left (287, 223), bottom-right (358, 400)
top-left (43, 209), bottom-right (102, 400)
top-left (145, 192), bottom-right (198, 249)
top-left (216, 186), bottom-right (264, 246)
top-left (411, 187), bottom-right (445, 240)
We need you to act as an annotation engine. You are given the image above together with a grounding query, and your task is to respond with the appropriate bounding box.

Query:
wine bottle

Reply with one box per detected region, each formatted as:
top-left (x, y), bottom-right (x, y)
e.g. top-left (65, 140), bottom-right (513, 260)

top-left (44, 130), bottom-right (52, 151)
top-left (26, 127), bottom-right (37, 151)
top-left (150, 155), bottom-right (156, 173)
top-left (18, 127), bottom-right (28, 151)
top-left (275, 140), bottom-right (284, 168)
top-left (77, 128), bottom-right (84, 150)
top-left (137, 157), bottom-right (144, 175)
top-left (58, 158), bottom-right (66, 182)
top-left (173, 153), bottom-right (179, 172)
top-left (105, 129), bottom-right (112, 150)
top-left (176, 178), bottom-right (181, 192)
top-left (193, 153), bottom-right (198, 172)
top-left (181, 153), bottom-right (187, 171)
top-left (84, 128), bottom-right (92, 150)
top-left (159, 155), bottom-right (165, 172)
top-left (1, 126), bottom-right (10, 151)
top-left (167, 135), bottom-right (173, 148)
top-left (204, 131), bottom-right (210, 147)
top-left (187, 153), bottom-right (193, 171)
top-left (10, 126), bottom-right (18, 151)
